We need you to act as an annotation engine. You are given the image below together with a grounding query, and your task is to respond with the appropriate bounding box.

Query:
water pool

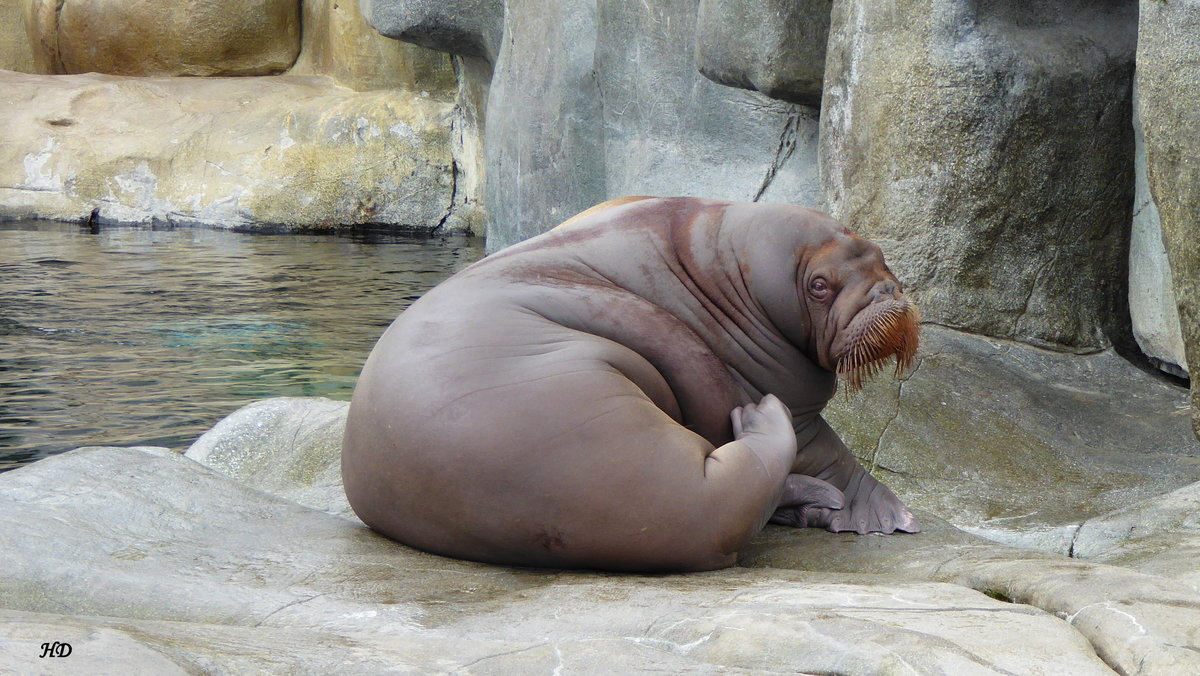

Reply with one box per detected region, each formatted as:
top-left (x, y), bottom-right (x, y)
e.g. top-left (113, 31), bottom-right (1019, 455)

top-left (0, 221), bottom-right (484, 470)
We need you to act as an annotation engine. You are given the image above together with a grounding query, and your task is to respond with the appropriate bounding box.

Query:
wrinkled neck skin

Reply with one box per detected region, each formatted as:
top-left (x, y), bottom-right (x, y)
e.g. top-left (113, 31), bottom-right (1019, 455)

top-left (477, 198), bottom-right (850, 437)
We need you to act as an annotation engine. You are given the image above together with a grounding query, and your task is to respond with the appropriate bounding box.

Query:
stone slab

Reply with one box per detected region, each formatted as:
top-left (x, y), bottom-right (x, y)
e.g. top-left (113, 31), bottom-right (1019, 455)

top-left (825, 326), bottom-right (1199, 554)
top-left (0, 70), bottom-right (459, 231)
top-left (0, 445), bottom-right (1134, 674)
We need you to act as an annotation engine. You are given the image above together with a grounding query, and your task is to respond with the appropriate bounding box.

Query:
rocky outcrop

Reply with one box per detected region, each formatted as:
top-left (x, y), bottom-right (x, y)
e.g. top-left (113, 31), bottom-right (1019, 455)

top-left (0, 70), bottom-right (458, 230)
top-left (290, 0), bottom-right (456, 93)
top-left (0, 0), bottom-right (33, 72)
top-left (4, 387), bottom-right (1200, 672)
top-left (23, 0), bottom-right (300, 76)
top-left (366, 0), bottom-right (822, 252)
top-left (694, 0), bottom-right (831, 107)
top-left (0, 0), bottom-right (483, 234)
top-left (186, 397), bottom-right (354, 519)
top-left (362, 0), bottom-right (504, 63)
top-left (824, 326), bottom-right (1198, 555)
top-left (1130, 81), bottom-right (1189, 379)
top-left (820, 0), bottom-right (1137, 352)
top-left (1137, 0), bottom-right (1200, 438)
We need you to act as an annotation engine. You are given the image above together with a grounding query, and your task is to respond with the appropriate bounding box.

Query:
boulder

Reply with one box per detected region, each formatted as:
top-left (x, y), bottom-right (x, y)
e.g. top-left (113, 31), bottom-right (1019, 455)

top-left (1130, 79), bottom-right (1189, 378)
top-left (0, 0), bottom-right (34, 72)
top-left (6, 443), bottom-right (1198, 673)
top-left (363, 0), bottom-right (822, 252)
top-left (482, 0), bottom-right (608, 248)
top-left (820, 0), bottom-right (1138, 352)
top-left (1137, 0), bottom-right (1200, 441)
top-left (1072, 480), bottom-right (1200, 593)
top-left (824, 326), bottom-right (1198, 555)
top-left (490, 0), bottom-right (821, 251)
top-left (186, 397), bottom-right (355, 520)
top-left (289, 0), bottom-right (456, 93)
top-left (694, 0), bottom-right (832, 106)
top-left (361, 0), bottom-right (504, 63)
top-left (0, 70), bottom-right (460, 231)
top-left (23, 0), bottom-right (300, 77)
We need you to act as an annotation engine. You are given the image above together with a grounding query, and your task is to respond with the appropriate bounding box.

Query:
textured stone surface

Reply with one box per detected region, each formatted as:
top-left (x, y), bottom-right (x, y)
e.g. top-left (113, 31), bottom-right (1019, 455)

top-left (744, 520), bottom-right (1200, 675)
top-left (820, 0), bottom-right (1137, 352)
top-left (824, 326), bottom-right (1199, 555)
top-left (1138, 0), bottom-right (1200, 441)
top-left (365, 0), bottom-right (820, 252)
top-left (361, 0), bottom-right (504, 63)
top-left (289, 0), bottom-right (455, 93)
top-left (186, 397), bottom-right (354, 520)
top-left (8, 443), bottom-right (1195, 674)
top-left (695, 0), bottom-right (832, 106)
top-left (486, 0), bottom-right (819, 251)
top-left (0, 71), bottom-right (459, 230)
top-left (1130, 79), bottom-right (1188, 379)
top-left (1072, 480), bottom-right (1200, 593)
top-left (24, 0), bottom-right (300, 77)
top-left (0, 0), bottom-right (33, 72)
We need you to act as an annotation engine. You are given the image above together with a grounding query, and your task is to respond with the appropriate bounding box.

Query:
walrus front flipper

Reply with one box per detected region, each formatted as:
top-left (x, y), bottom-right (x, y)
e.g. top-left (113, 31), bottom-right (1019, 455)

top-left (698, 394), bottom-right (800, 559)
top-left (767, 474), bottom-right (846, 528)
top-left (784, 417), bottom-right (920, 535)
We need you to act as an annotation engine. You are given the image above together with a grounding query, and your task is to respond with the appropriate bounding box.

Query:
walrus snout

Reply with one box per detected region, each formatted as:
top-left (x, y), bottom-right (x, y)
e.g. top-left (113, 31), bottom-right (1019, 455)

top-left (832, 298), bottom-right (920, 392)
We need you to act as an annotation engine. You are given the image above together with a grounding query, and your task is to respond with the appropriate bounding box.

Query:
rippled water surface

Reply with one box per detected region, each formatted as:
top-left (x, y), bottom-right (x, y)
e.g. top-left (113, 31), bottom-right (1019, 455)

top-left (0, 221), bottom-right (484, 471)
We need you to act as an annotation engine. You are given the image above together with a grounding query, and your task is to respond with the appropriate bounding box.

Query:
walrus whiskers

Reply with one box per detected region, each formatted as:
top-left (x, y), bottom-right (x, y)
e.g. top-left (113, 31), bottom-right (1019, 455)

top-left (836, 303), bottom-right (920, 394)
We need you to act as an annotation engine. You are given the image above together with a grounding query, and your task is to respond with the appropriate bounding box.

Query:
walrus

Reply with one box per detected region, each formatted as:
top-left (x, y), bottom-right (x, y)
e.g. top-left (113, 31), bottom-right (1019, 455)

top-left (342, 197), bottom-right (920, 572)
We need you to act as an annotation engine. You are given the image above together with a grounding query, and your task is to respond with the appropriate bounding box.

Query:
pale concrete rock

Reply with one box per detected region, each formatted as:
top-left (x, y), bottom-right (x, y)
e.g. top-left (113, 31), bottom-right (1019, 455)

top-left (824, 326), bottom-right (1198, 556)
top-left (23, 0), bottom-right (299, 77)
top-left (1138, 0), bottom-right (1200, 442)
top-left (0, 444), bottom-right (1151, 674)
top-left (0, 0), bottom-right (34, 72)
top-left (744, 519), bottom-right (1200, 675)
top-left (695, 0), bottom-right (832, 107)
top-left (364, 0), bottom-right (821, 253)
top-left (1072, 480), bottom-right (1200, 593)
top-left (0, 71), bottom-right (459, 231)
top-left (361, 0), bottom-right (504, 63)
top-left (186, 397), bottom-right (355, 520)
top-left (1130, 78), bottom-right (1188, 379)
top-left (820, 0), bottom-right (1137, 352)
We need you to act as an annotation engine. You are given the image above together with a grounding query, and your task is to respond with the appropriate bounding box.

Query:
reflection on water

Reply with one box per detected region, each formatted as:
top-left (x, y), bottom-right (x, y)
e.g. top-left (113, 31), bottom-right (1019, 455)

top-left (0, 221), bottom-right (484, 471)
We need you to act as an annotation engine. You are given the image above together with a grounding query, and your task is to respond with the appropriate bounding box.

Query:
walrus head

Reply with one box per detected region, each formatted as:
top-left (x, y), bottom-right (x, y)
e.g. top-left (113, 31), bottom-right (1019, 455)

top-left (801, 232), bottom-right (920, 393)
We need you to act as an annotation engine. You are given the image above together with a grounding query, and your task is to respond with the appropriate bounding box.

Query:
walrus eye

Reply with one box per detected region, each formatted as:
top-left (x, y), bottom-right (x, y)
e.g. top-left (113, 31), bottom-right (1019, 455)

top-left (809, 277), bottom-right (831, 300)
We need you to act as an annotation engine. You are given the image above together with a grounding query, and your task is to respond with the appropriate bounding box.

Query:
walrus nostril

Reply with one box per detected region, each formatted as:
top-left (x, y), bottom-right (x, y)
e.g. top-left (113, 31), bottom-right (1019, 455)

top-left (869, 280), bottom-right (898, 302)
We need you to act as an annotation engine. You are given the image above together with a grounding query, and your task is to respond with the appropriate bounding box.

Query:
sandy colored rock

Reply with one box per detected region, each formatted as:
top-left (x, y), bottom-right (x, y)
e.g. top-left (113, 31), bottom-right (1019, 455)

top-left (24, 0), bottom-right (299, 77)
top-left (288, 0), bottom-right (456, 93)
top-left (1138, 0), bottom-right (1200, 441)
top-left (0, 70), bottom-right (460, 231)
top-left (0, 0), bottom-right (34, 72)
top-left (820, 0), bottom-right (1137, 352)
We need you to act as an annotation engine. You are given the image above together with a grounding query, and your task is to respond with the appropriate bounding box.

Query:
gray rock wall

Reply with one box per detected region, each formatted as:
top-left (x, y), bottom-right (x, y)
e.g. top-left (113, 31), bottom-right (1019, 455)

top-left (367, 0), bottom-right (823, 252)
top-left (364, 0), bottom-right (1194, 395)
top-left (1137, 0), bottom-right (1200, 436)
top-left (821, 0), bottom-right (1137, 352)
